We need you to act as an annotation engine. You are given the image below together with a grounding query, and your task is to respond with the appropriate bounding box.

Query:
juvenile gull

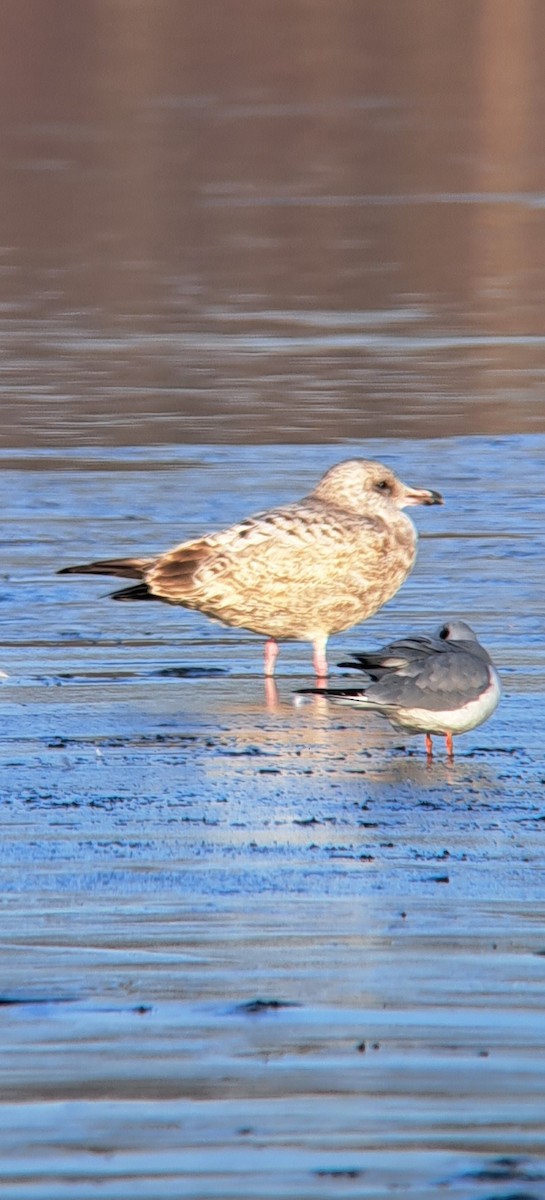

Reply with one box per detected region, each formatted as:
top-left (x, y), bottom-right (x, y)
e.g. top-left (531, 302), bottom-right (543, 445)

top-left (301, 620), bottom-right (501, 757)
top-left (58, 459), bottom-right (442, 677)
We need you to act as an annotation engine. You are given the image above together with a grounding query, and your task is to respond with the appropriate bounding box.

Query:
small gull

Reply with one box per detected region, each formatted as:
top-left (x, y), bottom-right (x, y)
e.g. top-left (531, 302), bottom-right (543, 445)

top-left (300, 620), bottom-right (501, 757)
top-left (58, 459), bottom-right (442, 677)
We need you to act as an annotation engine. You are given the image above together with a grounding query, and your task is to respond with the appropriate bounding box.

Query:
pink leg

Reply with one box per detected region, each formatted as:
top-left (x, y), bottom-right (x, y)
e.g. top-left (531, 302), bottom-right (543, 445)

top-left (445, 731), bottom-right (454, 758)
top-left (264, 676), bottom-right (280, 709)
top-left (425, 732), bottom-right (433, 759)
top-left (264, 637), bottom-right (279, 677)
top-left (312, 635), bottom-right (328, 679)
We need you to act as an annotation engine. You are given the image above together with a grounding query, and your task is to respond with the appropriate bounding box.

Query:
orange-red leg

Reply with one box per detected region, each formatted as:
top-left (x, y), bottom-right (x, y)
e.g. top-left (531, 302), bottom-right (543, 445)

top-left (445, 731), bottom-right (454, 758)
top-left (425, 732), bottom-right (433, 759)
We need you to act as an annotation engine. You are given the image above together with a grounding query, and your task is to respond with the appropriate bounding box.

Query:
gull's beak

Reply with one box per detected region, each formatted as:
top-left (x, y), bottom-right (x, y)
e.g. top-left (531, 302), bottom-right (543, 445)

top-left (403, 487), bottom-right (444, 507)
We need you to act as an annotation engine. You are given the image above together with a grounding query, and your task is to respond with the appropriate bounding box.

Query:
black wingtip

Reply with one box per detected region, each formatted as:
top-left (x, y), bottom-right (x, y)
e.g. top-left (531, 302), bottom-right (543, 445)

top-left (110, 582), bottom-right (156, 602)
top-left (296, 686), bottom-right (365, 700)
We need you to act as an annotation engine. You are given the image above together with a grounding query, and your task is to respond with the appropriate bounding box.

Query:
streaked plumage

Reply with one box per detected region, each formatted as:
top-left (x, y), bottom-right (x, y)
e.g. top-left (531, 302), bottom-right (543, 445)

top-left (301, 620), bottom-right (501, 757)
top-left (58, 459), bottom-right (442, 676)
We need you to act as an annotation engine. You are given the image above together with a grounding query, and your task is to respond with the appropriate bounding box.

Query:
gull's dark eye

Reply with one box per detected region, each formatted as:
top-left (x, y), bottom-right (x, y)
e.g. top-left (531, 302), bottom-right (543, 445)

top-left (375, 479), bottom-right (391, 493)
top-left (439, 625), bottom-right (449, 640)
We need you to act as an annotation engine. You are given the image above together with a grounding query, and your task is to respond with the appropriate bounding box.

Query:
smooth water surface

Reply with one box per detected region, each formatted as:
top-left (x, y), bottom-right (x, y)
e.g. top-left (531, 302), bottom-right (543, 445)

top-left (2, 0), bottom-right (545, 446)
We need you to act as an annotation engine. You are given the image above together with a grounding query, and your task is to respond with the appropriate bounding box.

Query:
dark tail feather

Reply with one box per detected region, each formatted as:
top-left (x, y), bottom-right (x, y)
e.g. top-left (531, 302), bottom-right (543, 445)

top-left (110, 582), bottom-right (159, 602)
top-left (58, 558), bottom-right (150, 580)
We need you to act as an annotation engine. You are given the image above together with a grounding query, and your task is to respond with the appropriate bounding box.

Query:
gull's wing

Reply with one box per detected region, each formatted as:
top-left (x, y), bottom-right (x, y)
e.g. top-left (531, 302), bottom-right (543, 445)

top-left (339, 647), bottom-right (493, 713)
top-left (145, 501), bottom-right (402, 602)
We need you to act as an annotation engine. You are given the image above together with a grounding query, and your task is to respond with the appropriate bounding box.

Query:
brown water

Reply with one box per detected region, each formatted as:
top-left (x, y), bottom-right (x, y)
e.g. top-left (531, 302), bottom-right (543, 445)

top-left (2, 0), bottom-right (545, 447)
top-left (2, 3), bottom-right (545, 1197)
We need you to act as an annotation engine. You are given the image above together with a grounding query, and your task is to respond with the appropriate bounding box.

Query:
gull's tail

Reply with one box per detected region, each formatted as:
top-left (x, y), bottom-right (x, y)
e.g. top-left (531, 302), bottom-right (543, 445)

top-left (58, 557), bottom-right (159, 602)
top-left (58, 557), bottom-right (152, 580)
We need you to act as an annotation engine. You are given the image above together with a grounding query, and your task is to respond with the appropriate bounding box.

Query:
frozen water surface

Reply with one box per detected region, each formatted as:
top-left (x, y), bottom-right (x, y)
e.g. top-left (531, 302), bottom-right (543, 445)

top-left (0, 437), bottom-right (544, 1198)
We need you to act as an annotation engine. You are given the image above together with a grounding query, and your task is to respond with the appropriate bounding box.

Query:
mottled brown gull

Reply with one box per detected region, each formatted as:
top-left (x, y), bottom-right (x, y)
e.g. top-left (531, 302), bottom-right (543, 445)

top-left (58, 459), bottom-right (443, 676)
top-left (301, 620), bottom-right (501, 757)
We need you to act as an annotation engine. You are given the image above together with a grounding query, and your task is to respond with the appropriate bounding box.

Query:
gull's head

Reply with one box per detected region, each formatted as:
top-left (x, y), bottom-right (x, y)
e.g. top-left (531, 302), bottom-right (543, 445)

top-left (436, 619), bottom-right (477, 644)
top-left (311, 459), bottom-right (443, 515)
top-left (435, 619), bottom-right (493, 663)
